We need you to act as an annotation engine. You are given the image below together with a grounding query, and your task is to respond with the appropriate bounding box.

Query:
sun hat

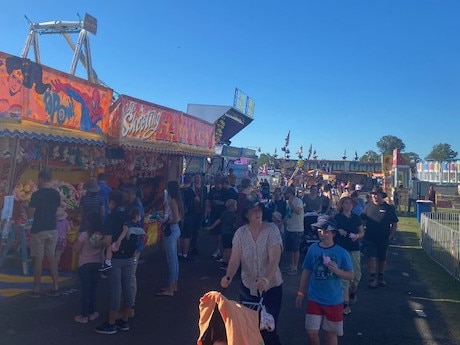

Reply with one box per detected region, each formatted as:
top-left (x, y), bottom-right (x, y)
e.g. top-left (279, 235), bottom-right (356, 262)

top-left (337, 196), bottom-right (357, 211)
top-left (84, 179), bottom-right (100, 193)
top-left (370, 186), bottom-right (384, 195)
top-left (242, 192), bottom-right (264, 212)
top-left (311, 215), bottom-right (338, 231)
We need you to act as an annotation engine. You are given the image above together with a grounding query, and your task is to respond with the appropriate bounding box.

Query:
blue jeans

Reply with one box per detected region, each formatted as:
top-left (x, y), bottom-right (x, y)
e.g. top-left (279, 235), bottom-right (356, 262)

top-left (108, 258), bottom-right (134, 311)
top-left (164, 223), bottom-right (181, 285)
top-left (78, 262), bottom-right (100, 317)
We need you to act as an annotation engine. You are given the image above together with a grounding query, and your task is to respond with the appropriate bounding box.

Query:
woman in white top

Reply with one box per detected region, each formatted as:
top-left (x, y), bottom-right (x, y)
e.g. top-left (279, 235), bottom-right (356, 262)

top-left (221, 195), bottom-right (284, 345)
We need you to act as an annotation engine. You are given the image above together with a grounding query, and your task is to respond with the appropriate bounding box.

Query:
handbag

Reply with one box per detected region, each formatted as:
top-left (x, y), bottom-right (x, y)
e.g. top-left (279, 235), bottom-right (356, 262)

top-left (163, 223), bottom-right (172, 237)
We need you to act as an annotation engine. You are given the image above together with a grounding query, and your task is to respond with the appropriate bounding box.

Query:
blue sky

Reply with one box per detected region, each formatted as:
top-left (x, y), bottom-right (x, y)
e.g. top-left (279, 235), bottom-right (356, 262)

top-left (1, 1), bottom-right (459, 160)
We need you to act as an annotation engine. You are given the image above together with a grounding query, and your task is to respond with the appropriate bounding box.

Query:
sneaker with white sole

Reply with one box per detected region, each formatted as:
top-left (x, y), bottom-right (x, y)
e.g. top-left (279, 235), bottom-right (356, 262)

top-left (98, 263), bottom-right (112, 272)
top-left (115, 319), bottom-right (130, 331)
top-left (368, 277), bottom-right (378, 288)
top-left (95, 322), bottom-right (117, 334)
top-left (284, 267), bottom-right (298, 276)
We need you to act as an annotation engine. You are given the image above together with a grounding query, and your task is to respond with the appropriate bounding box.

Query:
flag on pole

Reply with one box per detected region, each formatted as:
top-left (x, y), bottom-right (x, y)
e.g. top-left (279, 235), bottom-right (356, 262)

top-left (296, 146), bottom-right (303, 156)
top-left (284, 130), bottom-right (290, 148)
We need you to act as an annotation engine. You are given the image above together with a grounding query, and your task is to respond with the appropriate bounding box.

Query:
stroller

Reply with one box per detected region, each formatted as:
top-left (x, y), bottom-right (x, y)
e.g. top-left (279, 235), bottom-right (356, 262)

top-left (300, 213), bottom-right (320, 257)
top-left (197, 291), bottom-right (272, 345)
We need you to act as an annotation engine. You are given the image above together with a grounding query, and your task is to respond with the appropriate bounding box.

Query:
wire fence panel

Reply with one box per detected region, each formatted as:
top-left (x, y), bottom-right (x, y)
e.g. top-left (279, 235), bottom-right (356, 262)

top-left (420, 212), bottom-right (460, 281)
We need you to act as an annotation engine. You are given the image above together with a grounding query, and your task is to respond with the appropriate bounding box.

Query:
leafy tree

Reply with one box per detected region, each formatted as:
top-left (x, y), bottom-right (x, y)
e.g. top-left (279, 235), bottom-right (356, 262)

top-left (258, 153), bottom-right (271, 166)
top-left (425, 143), bottom-right (457, 161)
top-left (359, 150), bottom-right (380, 162)
top-left (376, 135), bottom-right (405, 154)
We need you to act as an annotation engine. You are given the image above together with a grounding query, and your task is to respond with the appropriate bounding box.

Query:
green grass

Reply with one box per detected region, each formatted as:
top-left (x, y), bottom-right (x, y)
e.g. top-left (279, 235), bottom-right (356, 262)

top-left (398, 214), bottom-right (460, 342)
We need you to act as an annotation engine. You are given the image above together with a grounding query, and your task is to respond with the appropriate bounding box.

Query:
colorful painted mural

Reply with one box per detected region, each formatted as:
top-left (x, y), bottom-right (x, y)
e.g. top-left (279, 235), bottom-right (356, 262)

top-left (0, 52), bottom-right (112, 135)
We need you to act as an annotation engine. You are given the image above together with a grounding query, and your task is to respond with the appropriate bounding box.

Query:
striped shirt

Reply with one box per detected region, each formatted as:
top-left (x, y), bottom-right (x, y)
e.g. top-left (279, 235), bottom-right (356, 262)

top-left (79, 192), bottom-right (104, 232)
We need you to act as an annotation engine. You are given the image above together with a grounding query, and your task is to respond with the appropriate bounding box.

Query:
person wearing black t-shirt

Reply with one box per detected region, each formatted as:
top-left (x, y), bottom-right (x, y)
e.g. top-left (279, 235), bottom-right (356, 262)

top-left (206, 176), bottom-right (227, 258)
top-left (361, 187), bottom-right (398, 289)
top-left (28, 170), bottom-right (61, 298)
top-left (178, 175), bottom-right (196, 260)
top-left (95, 191), bottom-right (132, 334)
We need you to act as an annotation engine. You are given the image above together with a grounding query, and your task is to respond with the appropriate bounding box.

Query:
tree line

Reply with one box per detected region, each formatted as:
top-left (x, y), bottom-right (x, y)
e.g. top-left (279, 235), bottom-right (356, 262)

top-left (257, 135), bottom-right (458, 167)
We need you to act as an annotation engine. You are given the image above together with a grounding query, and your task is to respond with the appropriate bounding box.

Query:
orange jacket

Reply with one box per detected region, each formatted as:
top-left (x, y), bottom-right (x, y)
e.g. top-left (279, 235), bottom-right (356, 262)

top-left (197, 291), bottom-right (264, 345)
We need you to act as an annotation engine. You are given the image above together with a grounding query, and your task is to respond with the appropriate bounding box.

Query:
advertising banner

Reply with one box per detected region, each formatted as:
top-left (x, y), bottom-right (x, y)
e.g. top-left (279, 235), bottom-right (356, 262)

top-left (109, 95), bottom-right (215, 155)
top-left (382, 154), bottom-right (392, 175)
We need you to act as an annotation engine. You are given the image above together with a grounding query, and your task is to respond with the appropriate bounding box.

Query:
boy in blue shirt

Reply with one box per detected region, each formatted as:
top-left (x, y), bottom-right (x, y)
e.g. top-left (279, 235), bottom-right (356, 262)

top-left (295, 215), bottom-right (354, 344)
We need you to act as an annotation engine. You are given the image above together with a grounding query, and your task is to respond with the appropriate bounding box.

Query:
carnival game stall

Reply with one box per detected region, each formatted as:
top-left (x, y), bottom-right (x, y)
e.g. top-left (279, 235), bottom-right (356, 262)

top-left (0, 52), bottom-right (113, 273)
top-left (107, 95), bottom-right (215, 246)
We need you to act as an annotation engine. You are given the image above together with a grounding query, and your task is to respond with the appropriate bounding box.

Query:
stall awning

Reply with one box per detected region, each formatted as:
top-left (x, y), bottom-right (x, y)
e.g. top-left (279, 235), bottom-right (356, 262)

top-left (0, 120), bottom-right (106, 146)
top-left (110, 139), bottom-right (215, 157)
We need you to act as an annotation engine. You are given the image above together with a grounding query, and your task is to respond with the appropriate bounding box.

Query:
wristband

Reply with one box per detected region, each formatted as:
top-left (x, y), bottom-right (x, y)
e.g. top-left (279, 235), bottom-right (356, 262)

top-left (260, 277), bottom-right (269, 285)
top-left (297, 291), bottom-right (305, 296)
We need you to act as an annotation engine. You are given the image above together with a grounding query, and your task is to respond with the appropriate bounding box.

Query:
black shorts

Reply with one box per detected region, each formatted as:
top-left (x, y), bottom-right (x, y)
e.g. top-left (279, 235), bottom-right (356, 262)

top-left (221, 233), bottom-right (234, 249)
top-left (180, 216), bottom-right (194, 239)
top-left (285, 231), bottom-right (302, 252)
top-left (364, 238), bottom-right (389, 261)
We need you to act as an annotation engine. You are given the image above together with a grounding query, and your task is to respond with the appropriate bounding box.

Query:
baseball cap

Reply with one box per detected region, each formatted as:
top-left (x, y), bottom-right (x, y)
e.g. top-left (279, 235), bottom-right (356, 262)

top-left (311, 215), bottom-right (338, 231)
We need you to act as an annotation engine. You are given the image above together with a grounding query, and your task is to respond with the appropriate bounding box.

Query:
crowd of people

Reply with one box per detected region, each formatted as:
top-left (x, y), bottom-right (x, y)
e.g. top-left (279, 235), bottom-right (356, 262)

top-left (26, 169), bottom-right (399, 343)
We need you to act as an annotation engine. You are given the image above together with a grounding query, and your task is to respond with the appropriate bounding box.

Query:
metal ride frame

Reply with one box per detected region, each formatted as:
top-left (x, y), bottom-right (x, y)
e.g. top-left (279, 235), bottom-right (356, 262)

top-left (21, 13), bottom-right (101, 84)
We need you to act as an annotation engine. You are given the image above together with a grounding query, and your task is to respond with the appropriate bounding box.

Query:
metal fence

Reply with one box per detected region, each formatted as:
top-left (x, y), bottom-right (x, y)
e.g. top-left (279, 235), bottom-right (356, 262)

top-left (420, 212), bottom-right (460, 282)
